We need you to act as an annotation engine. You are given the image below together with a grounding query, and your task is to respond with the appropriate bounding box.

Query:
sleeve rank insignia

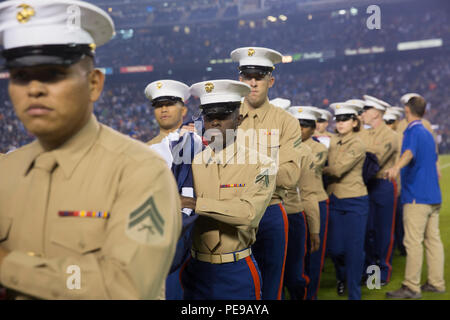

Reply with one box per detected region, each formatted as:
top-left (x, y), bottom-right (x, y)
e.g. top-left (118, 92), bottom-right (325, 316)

top-left (255, 169), bottom-right (270, 187)
top-left (126, 195), bottom-right (165, 244)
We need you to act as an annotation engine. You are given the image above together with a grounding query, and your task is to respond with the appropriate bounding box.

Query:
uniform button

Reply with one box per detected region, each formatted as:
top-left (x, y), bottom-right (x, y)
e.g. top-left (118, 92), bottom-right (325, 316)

top-left (78, 241), bottom-right (86, 249)
top-left (27, 251), bottom-right (42, 257)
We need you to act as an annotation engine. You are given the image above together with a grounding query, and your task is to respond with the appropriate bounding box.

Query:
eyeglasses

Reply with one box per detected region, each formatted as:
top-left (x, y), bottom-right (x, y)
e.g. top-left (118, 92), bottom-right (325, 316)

top-left (335, 114), bottom-right (354, 122)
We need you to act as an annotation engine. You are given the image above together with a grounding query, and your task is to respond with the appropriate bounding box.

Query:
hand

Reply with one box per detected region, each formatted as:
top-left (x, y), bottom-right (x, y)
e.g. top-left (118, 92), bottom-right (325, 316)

top-left (384, 166), bottom-right (400, 181)
top-left (180, 196), bottom-right (196, 210)
top-left (179, 123), bottom-right (196, 137)
top-left (310, 233), bottom-right (321, 253)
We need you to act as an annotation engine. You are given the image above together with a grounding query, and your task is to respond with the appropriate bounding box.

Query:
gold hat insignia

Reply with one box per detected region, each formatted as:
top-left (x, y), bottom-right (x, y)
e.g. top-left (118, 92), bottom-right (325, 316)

top-left (17, 4), bottom-right (35, 24)
top-left (298, 108), bottom-right (303, 113)
top-left (248, 48), bottom-right (255, 57)
top-left (336, 105), bottom-right (341, 109)
top-left (205, 82), bottom-right (214, 93)
top-left (156, 82), bottom-right (163, 89)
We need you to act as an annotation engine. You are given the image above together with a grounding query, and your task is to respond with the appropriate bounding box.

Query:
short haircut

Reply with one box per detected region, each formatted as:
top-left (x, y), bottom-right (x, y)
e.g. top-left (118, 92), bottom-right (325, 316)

top-left (79, 55), bottom-right (95, 71)
top-left (406, 96), bottom-right (426, 117)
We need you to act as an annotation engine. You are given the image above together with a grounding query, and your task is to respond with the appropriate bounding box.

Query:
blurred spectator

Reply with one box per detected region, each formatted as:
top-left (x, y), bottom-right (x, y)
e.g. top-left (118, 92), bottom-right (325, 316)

top-left (0, 0), bottom-right (448, 154)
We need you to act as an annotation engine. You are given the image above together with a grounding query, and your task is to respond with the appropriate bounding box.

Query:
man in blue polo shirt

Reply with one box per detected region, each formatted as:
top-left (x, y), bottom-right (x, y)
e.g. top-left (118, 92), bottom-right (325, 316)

top-left (385, 95), bottom-right (445, 299)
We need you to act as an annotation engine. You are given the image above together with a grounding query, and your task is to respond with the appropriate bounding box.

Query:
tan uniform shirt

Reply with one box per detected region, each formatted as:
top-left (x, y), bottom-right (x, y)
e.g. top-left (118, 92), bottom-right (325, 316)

top-left (360, 123), bottom-right (399, 179)
top-left (282, 144), bottom-right (320, 234)
top-left (325, 132), bottom-right (368, 199)
top-left (192, 143), bottom-right (276, 254)
top-left (239, 99), bottom-right (302, 206)
top-left (0, 115), bottom-right (181, 300)
top-left (147, 132), bottom-right (168, 146)
top-left (304, 138), bottom-right (329, 202)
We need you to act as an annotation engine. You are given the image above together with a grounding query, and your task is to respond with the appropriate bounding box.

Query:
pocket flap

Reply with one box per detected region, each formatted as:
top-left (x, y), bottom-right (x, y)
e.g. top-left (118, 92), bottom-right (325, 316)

top-left (50, 219), bottom-right (105, 254)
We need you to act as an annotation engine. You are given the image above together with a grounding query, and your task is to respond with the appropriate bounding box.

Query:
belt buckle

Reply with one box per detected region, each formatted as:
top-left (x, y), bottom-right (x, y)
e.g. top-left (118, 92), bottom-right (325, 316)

top-left (211, 254), bottom-right (222, 264)
top-left (234, 252), bottom-right (240, 261)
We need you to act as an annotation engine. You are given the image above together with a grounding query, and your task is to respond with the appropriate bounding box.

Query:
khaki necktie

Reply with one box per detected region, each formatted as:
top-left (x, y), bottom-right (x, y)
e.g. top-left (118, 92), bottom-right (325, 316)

top-left (17, 152), bottom-right (58, 254)
top-left (242, 112), bottom-right (257, 151)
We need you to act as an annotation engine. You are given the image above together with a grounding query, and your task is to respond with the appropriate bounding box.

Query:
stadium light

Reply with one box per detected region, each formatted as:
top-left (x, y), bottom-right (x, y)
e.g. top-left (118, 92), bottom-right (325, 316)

top-left (184, 26), bottom-right (190, 34)
top-left (308, 14), bottom-right (312, 20)
top-left (249, 21), bottom-right (256, 28)
top-left (279, 15), bottom-right (287, 22)
top-left (339, 9), bottom-right (346, 15)
top-left (267, 16), bottom-right (277, 22)
top-left (282, 55), bottom-right (293, 63)
top-left (350, 7), bottom-right (358, 16)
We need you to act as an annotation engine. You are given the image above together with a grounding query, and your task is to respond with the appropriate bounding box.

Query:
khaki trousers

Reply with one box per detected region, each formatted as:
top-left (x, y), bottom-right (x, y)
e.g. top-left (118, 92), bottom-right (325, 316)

top-left (402, 203), bottom-right (445, 293)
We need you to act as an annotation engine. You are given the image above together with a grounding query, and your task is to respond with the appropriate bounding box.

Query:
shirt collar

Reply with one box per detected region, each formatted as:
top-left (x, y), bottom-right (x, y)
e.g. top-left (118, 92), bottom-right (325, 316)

top-left (241, 98), bottom-right (271, 123)
top-left (204, 141), bottom-right (240, 167)
top-left (24, 115), bottom-right (100, 178)
top-left (23, 140), bottom-right (46, 176)
top-left (407, 120), bottom-right (422, 130)
top-left (337, 131), bottom-right (355, 145)
top-left (369, 122), bottom-right (387, 135)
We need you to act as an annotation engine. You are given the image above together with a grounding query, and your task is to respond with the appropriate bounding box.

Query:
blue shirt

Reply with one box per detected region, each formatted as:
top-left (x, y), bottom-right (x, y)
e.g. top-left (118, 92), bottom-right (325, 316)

top-left (400, 120), bottom-right (441, 205)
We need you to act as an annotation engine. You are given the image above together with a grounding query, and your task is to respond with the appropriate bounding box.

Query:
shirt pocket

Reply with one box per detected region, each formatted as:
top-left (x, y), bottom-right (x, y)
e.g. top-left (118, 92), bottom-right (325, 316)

top-left (50, 218), bottom-right (107, 255)
top-left (0, 217), bottom-right (12, 242)
top-left (219, 185), bottom-right (246, 200)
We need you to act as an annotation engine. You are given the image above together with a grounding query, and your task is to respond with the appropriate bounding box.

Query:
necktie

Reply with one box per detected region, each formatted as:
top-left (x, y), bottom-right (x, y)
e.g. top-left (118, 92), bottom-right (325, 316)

top-left (242, 112), bottom-right (257, 152)
top-left (17, 152), bottom-right (57, 254)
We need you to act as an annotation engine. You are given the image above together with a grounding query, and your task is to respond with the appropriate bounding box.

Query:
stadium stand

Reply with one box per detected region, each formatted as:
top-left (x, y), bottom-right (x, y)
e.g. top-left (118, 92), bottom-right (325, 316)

top-left (0, 0), bottom-right (448, 154)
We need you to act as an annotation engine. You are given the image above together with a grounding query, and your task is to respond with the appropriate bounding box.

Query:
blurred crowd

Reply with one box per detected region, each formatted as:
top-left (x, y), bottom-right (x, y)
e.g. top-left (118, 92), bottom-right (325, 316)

top-left (0, 0), bottom-right (448, 154)
top-left (94, 4), bottom-right (449, 68)
top-left (1, 50), bottom-right (448, 154)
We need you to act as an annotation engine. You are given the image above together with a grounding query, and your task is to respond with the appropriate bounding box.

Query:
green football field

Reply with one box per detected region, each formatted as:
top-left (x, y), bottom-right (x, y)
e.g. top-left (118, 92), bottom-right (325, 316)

top-left (316, 154), bottom-right (450, 300)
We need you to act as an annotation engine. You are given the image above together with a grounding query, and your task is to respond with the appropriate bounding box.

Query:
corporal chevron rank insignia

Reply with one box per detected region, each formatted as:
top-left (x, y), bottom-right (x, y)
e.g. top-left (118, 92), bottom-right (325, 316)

top-left (126, 195), bottom-right (165, 244)
top-left (255, 169), bottom-right (270, 187)
top-left (316, 151), bottom-right (325, 161)
top-left (293, 136), bottom-right (302, 148)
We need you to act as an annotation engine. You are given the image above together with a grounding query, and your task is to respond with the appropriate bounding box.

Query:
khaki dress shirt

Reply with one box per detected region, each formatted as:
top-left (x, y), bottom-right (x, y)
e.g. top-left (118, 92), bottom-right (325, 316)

top-left (0, 116), bottom-right (181, 299)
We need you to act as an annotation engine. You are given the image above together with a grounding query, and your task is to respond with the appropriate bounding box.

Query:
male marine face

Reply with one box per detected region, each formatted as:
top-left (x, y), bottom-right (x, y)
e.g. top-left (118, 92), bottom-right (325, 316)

top-left (203, 109), bottom-right (243, 149)
top-left (8, 57), bottom-right (103, 146)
